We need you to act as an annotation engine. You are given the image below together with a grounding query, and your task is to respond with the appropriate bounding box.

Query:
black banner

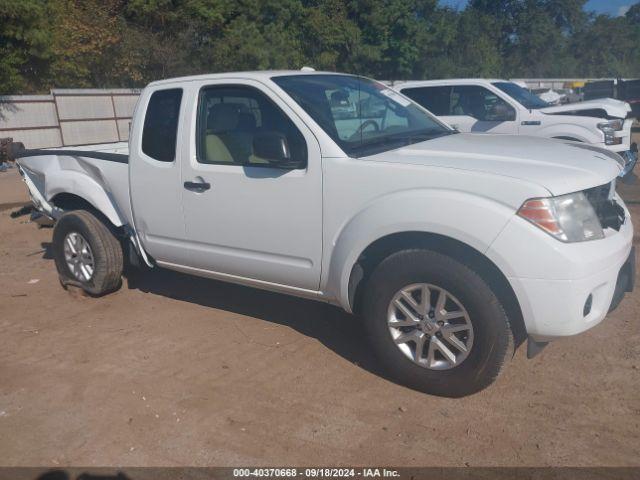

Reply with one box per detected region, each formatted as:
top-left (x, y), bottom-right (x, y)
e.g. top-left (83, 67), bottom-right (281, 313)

top-left (0, 468), bottom-right (638, 480)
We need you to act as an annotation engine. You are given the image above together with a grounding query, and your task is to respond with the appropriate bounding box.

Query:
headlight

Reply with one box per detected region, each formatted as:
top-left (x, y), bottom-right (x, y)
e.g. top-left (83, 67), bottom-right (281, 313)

top-left (598, 119), bottom-right (623, 145)
top-left (517, 192), bottom-right (604, 242)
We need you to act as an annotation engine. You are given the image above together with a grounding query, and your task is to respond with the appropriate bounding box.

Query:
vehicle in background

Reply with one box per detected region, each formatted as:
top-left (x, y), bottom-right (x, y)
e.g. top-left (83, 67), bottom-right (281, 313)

top-left (562, 81), bottom-right (586, 103)
top-left (11, 71), bottom-right (635, 397)
top-left (532, 86), bottom-right (583, 105)
top-left (396, 79), bottom-right (637, 177)
top-left (533, 88), bottom-right (565, 105)
top-left (585, 78), bottom-right (640, 119)
top-left (0, 137), bottom-right (23, 172)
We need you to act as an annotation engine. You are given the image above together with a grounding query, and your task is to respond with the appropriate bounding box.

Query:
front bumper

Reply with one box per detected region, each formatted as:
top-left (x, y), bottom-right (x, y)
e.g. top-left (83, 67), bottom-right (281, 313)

top-left (525, 246), bottom-right (635, 359)
top-left (487, 198), bottom-right (634, 342)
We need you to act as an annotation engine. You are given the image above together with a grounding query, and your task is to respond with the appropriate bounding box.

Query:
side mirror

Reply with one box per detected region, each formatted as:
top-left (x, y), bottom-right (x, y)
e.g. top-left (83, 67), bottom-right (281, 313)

top-left (253, 132), bottom-right (298, 167)
top-left (487, 103), bottom-right (516, 122)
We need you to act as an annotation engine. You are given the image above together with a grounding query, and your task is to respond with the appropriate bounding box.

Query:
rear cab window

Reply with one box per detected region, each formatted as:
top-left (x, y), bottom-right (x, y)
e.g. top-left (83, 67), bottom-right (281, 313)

top-left (142, 88), bottom-right (183, 162)
top-left (401, 86), bottom-right (453, 116)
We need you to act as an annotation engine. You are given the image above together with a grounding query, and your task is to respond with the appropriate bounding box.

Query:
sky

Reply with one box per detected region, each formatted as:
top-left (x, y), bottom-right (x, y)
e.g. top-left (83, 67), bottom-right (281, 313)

top-left (438, 0), bottom-right (639, 17)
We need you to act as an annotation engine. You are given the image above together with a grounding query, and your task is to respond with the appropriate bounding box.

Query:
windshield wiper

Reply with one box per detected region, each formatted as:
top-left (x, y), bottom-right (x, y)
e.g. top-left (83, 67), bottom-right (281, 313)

top-left (375, 129), bottom-right (456, 146)
top-left (349, 129), bottom-right (456, 157)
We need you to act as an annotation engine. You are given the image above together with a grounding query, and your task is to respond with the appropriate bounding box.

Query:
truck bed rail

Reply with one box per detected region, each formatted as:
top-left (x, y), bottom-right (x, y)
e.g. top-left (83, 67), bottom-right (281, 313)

top-left (16, 148), bottom-right (128, 164)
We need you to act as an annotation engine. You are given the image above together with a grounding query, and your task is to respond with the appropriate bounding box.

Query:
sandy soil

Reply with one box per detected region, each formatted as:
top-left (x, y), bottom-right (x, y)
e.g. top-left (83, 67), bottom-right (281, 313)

top-left (0, 170), bottom-right (639, 468)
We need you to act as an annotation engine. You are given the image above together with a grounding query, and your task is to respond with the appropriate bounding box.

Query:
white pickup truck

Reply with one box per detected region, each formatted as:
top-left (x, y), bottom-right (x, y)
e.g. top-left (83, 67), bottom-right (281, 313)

top-left (14, 71), bottom-right (635, 397)
top-left (396, 79), bottom-right (638, 177)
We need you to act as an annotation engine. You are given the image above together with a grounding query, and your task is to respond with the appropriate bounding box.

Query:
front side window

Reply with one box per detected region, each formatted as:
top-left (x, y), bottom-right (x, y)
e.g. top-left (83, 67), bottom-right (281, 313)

top-left (196, 85), bottom-right (307, 168)
top-left (451, 86), bottom-right (515, 121)
top-left (142, 88), bottom-right (183, 162)
top-left (272, 74), bottom-right (454, 158)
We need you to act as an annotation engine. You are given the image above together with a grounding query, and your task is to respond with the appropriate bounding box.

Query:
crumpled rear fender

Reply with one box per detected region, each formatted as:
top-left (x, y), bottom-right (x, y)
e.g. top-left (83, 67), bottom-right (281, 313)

top-left (18, 155), bottom-right (126, 227)
top-left (45, 170), bottom-right (126, 226)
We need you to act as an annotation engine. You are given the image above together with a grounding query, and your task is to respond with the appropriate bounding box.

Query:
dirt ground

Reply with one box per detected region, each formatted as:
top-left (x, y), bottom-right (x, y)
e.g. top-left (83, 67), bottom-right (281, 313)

top-left (0, 166), bottom-right (639, 468)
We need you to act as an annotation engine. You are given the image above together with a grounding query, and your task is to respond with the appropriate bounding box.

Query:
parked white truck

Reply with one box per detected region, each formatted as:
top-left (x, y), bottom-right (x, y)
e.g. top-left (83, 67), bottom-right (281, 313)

top-left (13, 71), bottom-right (635, 397)
top-left (396, 79), bottom-right (638, 177)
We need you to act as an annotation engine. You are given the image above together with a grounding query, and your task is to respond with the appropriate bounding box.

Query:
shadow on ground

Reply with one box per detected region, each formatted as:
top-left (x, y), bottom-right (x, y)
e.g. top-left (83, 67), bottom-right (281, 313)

top-left (125, 265), bottom-right (386, 378)
top-left (36, 471), bottom-right (130, 480)
top-left (38, 241), bottom-right (388, 383)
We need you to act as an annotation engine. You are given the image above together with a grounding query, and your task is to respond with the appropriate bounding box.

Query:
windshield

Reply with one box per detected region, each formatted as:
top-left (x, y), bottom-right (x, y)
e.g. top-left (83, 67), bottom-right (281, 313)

top-left (272, 74), bottom-right (454, 157)
top-left (493, 82), bottom-right (550, 110)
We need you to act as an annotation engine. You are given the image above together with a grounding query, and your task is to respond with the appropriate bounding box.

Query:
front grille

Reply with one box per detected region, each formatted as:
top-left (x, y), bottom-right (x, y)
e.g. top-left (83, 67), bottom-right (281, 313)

top-left (583, 182), bottom-right (625, 231)
top-left (583, 182), bottom-right (610, 205)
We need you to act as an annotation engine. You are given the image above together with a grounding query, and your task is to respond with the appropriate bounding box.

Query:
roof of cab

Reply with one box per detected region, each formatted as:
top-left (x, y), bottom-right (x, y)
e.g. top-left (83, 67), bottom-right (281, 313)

top-left (396, 78), bottom-right (507, 89)
top-left (147, 70), bottom-right (356, 87)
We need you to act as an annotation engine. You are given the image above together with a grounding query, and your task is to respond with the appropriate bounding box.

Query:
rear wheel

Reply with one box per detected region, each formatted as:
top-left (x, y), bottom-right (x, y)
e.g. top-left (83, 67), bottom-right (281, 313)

top-left (52, 210), bottom-right (123, 296)
top-left (363, 249), bottom-right (514, 397)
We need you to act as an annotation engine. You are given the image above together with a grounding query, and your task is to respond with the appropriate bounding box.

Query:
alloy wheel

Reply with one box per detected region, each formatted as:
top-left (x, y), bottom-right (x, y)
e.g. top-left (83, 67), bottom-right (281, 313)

top-left (387, 283), bottom-right (474, 370)
top-left (63, 232), bottom-right (95, 282)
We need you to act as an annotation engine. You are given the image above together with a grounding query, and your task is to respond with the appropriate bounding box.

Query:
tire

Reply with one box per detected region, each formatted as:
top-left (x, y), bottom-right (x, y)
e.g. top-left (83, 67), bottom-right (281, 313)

top-left (362, 249), bottom-right (514, 397)
top-left (52, 210), bottom-right (123, 296)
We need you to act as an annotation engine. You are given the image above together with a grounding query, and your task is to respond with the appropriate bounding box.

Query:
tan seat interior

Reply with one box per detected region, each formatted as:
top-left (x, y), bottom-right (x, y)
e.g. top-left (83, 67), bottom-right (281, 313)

top-left (203, 102), bottom-right (268, 165)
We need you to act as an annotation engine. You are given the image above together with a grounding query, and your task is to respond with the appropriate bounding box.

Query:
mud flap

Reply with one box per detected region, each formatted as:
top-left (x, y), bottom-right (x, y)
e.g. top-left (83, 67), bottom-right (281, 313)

top-left (608, 246), bottom-right (635, 313)
top-left (527, 338), bottom-right (548, 359)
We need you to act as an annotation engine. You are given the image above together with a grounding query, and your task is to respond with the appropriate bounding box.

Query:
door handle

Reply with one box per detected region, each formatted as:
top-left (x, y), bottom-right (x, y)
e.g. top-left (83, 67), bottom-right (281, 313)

top-left (184, 180), bottom-right (211, 192)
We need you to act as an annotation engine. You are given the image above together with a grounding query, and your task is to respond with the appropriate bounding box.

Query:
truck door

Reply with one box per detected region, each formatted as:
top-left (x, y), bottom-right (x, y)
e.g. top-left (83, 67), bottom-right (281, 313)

top-left (129, 87), bottom-right (190, 266)
top-left (178, 80), bottom-right (323, 291)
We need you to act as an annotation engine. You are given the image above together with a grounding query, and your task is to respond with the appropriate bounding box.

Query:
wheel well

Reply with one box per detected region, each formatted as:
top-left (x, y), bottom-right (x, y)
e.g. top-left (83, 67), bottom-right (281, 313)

top-left (51, 193), bottom-right (124, 236)
top-left (349, 232), bottom-right (527, 346)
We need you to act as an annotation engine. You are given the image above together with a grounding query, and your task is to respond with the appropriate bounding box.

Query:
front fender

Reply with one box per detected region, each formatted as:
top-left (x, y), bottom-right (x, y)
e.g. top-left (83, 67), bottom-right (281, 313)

top-left (537, 122), bottom-right (600, 144)
top-left (324, 189), bottom-right (516, 312)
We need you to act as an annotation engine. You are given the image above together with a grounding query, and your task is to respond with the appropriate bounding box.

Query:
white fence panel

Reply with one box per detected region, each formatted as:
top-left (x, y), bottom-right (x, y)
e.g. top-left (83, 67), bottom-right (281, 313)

top-left (61, 120), bottom-right (120, 146)
top-left (0, 128), bottom-right (62, 149)
top-left (55, 95), bottom-right (114, 121)
top-left (0, 96), bottom-right (58, 129)
top-left (113, 95), bottom-right (139, 118)
top-left (0, 89), bottom-right (140, 149)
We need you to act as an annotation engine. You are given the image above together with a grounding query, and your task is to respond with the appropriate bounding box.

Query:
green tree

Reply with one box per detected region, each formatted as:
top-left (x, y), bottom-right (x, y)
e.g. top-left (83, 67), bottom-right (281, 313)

top-left (427, 7), bottom-right (502, 78)
top-left (342, 0), bottom-right (441, 79)
top-left (198, 0), bottom-right (306, 71)
top-left (625, 3), bottom-right (640, 25)
top-left (570, 13), bottom-right (640, 77)
top-left (1, 0), bottom-right (640, 93)
top-left (300, 0), bottom-right (360, 71)
top-left (0, 0), bottom-right (52, 93)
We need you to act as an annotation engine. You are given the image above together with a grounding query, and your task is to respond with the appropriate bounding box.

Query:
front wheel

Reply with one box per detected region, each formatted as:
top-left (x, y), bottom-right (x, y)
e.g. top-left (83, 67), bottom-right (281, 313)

top-left (362, 249), bottom-right (514, 397)
top-left (52, 210), bottom-right (123, 296)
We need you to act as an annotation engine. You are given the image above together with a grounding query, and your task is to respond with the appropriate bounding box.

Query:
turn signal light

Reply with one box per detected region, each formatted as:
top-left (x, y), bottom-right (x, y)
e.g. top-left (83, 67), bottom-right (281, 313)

top-left (517, 198), bottom-right (562, 236)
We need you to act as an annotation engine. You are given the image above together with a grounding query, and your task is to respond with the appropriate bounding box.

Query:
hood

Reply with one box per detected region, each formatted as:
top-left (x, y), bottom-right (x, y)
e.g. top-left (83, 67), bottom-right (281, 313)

top-left (367, 133), bottom-right (622, 196)
top-left (539, 98), bottom-right (631, 119)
